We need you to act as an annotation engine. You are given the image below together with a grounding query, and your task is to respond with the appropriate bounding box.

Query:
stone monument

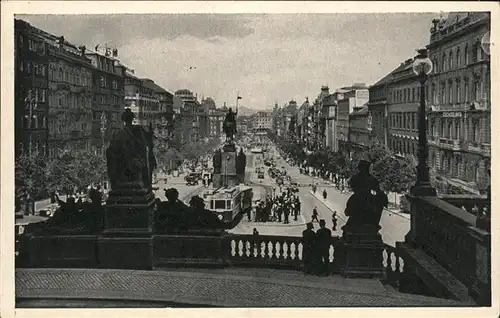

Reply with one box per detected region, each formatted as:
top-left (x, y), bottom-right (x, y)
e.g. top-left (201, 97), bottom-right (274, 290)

top-left (213, 107), bottom-right (243, 188)
top-left (334, 159), bottom-right (388, 278)
top-left (98, 109), bottom-right (157, 269)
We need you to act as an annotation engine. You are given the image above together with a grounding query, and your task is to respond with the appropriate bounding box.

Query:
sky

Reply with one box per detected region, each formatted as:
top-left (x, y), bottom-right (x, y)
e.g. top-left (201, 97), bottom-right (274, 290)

top-left (18, 13), bottom-right (439, 110)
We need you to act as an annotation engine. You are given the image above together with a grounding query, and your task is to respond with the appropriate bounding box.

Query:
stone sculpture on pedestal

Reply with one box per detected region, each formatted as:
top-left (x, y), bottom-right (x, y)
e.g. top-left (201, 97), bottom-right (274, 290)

top-left (335, 159), bottom-right (388, 278)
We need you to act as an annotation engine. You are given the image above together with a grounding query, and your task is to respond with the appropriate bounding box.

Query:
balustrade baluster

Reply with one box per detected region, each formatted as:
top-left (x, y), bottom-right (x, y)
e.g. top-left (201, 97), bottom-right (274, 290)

top-left (271, 242), bottom-right (278, 260)
top-left (394, 252), bottom-right (401, 286)
top-left (243, 240), bottom-right (249, 259)
top-left (286, 241), bottom-right (292, 260)
top-left (386, 249), bottom-right (394, 285)
top-left (234, 240), bottom-right (241, 259)
top-left (263, 241), bottom-right (270, 260)
top-left (278, 240), bottom-right (285, 260)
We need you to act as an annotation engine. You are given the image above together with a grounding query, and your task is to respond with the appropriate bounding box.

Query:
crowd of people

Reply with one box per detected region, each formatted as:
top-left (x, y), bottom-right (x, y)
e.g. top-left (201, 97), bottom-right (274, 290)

top-left (248, 187), bottom-right (301, 224)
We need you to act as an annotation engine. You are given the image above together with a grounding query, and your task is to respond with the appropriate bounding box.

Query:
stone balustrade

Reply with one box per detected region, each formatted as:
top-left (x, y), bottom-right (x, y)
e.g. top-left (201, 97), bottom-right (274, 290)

top-left (403, 194), bottom-right (491, 305)
top-left (440, 194), bottom-right (489, 216)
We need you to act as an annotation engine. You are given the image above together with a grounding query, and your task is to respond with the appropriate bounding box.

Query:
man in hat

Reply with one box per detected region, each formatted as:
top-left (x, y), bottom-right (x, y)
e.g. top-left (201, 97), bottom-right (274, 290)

top-left (302, 222), bottom-right (316, 275)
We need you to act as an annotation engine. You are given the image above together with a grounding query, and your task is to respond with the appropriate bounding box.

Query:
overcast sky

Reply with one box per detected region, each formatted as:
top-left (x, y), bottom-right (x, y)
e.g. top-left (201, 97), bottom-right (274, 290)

top-left (18, 13), bottom-right (438, 109)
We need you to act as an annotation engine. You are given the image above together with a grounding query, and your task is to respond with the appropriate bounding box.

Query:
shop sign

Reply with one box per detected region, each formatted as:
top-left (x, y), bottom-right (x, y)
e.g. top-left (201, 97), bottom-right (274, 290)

top-left (442, 111), bottom-right (462, 118)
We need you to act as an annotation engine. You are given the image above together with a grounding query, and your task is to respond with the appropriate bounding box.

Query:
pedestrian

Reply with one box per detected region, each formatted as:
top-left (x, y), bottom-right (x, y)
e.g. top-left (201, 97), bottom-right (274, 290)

top-left (247, 204), bottom-right (252, 221)
top-left (312, 206), bottom-right (319, 222)
top-left (296, 197), bottom-right (301, 216)
top-left (315, 219), bottom-right (332, 276)
top-left (332, 211), bottom-right (338, 231)
top-left (302, 222), bottom-right (316, 275)
top-left (253, 228), bottom-right (259, 235)
top-left (322, 189), bottom-right (328, 201)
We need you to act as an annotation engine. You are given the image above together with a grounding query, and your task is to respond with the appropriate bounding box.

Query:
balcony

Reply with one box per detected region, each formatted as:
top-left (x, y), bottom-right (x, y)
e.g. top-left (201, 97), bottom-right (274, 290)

top-left (437, 138), bottom-right (464, 151)
top-left (56, 82), bottom-right (70, 90)
top-left (467, 141), bottom-right (482, 153)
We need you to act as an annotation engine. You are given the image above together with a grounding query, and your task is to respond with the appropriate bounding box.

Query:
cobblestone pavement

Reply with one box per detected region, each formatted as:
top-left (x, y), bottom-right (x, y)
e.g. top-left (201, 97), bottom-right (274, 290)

top-left (15, 268), bottom-right (465, 307)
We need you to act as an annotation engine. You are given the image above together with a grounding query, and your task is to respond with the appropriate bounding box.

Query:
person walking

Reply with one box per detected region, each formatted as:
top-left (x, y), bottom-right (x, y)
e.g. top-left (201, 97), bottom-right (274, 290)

top-left (311, 206), bottom-right (319, 222)
top-left (315, 219), bottom-right (332, 276)
top-left (332, 211), bottom-right (338, 231)
top-left (302, 222), bottom-right (316, 275)
top-left (322, 189), bottom-right (328, 201)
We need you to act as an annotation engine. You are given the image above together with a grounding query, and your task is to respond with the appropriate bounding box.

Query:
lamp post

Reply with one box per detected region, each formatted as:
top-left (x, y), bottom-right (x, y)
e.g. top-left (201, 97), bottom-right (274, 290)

top-left (410, 48), bottom-right (436, 197)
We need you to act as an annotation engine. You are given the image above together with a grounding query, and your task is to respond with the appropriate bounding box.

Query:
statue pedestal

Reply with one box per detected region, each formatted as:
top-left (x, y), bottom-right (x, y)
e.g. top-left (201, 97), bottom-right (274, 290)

top-left (335, 225), bottom-right (385, 278)
top-left (213, 144), bottom-right (239, 188)
top-left (98, 182), bottom-right (155, 270)
top-left (103, 182), bottom-right (155, 235)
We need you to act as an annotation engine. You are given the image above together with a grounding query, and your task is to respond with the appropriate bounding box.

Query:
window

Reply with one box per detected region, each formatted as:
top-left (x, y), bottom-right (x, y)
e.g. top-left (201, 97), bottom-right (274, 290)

top-left (455, 119), bottom-right (460, 140)
top-left (473, 80), bottom-right (480, 101)
top-left (449, 51), bottom-right (453, 69)
top-left (464, 44), bottom-right (469, 65)
top-left (476, 42), bottom-right (483, 62)
top-left (19, 35), bottom-right (24, 47)
top-left (456, 47), bottom-right (461, 67)
top-left (19, 61), bottom-right (24, 72)
top-left (464, 79), bottom-right (469, 102)
top-left (40, 89), bottom-right (46, 102)
top-left (448, 81), bottom-right (453, 104)
top-left (27, 61), bottom-right (31, 73)
top-left (456, 81), bottom-right (461, 103)
top-left (442, 53), bottom-right (447, 71)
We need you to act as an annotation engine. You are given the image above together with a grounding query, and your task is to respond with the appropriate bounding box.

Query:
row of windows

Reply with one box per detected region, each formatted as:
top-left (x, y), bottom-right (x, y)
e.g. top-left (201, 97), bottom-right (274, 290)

top-left (94, 94), bottom-right (121, 105)
top-left (431, 152), bottom-right (480, 183)
top-left (48, 64), bottom-right (92, 87)
top-left (432, 41), bottom-right (486, 74)
top-left (24, 88), bottom-right (47, 103)
top-left (430, 77), bottom-right (484, 105)
top-left (92, 111), bottom-right (118, 123)
top-left (428, 117), bottom-right (481, 142)
top-left (390, 86), bottom-right (420, 104)
top-left (390, 138), bottom-right (417, 157)
top-left (48, 92), bottom-right (89, 109)
top-left (19, 60), bottom-right (47, 76)
top-left (48, 120), bottom-right (90, 136)
top-left (390, 112), bottom-right (417, 131)
top-left (21, 114), bottom-right (46, 129)
top-left (18, 35), bottom-right (46, 56)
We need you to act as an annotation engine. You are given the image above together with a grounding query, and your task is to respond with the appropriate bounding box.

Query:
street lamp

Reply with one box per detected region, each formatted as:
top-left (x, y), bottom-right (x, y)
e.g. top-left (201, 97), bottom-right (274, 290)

top-left (410, 48), bottom-right (436, 197)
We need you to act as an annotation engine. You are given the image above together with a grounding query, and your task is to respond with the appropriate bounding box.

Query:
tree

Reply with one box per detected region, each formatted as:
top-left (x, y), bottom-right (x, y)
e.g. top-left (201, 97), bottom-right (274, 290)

top-left (15, 150), bottom-right (46, 199)
top-left (372, 154), bottom-right (416, 202)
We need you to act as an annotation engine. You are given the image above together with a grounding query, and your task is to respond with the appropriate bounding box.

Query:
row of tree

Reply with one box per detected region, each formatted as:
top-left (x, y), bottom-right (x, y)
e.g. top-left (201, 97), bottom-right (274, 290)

top-left (15, 147), bottom-right (107, 200)
top-left (270, 132), bottom-right (417, 198)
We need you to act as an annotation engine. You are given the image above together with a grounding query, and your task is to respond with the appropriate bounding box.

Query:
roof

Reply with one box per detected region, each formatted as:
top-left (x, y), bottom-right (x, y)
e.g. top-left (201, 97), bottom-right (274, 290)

top-left (350, 106), bottom-right (369, 116)
top-left (140, 78), bottom-right (170, 95)
top-left (371, 72), bottom-right (393, 88)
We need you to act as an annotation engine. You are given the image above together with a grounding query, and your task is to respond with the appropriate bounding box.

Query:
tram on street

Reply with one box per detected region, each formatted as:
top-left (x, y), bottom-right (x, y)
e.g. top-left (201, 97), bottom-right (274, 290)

top-left (202, 185), bottom-right (253, 223)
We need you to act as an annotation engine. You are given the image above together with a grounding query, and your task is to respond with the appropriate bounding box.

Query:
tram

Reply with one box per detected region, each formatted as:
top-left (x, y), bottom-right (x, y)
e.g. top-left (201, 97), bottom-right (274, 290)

top-left (202, 184), bottom-right (253, 223)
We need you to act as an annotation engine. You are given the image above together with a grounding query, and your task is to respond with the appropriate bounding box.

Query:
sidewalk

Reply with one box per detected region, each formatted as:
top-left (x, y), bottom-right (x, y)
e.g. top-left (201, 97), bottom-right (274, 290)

top-left (310, 189), bottom-right (410, 221)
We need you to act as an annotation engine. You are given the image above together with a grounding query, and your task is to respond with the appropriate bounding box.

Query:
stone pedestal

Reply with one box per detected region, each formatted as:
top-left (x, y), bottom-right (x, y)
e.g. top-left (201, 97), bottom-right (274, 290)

top-left (152, 234), bottom-right (227, 268)
top-left (335, 226), bottom-right (385, 278)
top-left (103, 182), bottom-right (155, 236)
top-left (213, 144), bottom-right (239, 188)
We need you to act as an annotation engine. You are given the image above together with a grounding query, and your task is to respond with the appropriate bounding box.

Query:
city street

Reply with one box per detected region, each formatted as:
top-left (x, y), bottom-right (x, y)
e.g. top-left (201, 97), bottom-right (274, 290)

top-left (229, 146), bottom-right (410, 246)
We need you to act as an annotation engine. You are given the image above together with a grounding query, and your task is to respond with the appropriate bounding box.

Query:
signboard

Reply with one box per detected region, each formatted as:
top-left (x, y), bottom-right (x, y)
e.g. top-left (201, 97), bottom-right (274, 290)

top-left (355, 89), bottom-right (369, 107)
top-left (442, 112), bottom-right (462, 118)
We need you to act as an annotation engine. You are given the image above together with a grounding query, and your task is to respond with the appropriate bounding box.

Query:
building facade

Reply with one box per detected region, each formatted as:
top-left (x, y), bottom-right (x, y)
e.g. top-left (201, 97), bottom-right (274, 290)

top-left (426, 12), bottom-right (491, 194)
top-left (15, 19), bottom-right (50, 158)
top-left (335, 84), bottom-right (369, 153)
top-left (85, 49), bottom-right (125, 150)
top-left (387, 58), bottom-right (421, 162)
top-left (348, 106), bottom-right (372, 153)
top-left (367, 73), bottom-right (392, 148)
top-left (251, 111), bottom-right (273, 132)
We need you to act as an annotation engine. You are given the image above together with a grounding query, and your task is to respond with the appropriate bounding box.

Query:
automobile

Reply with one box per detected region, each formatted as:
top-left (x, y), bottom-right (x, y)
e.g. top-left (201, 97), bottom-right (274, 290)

top-left (258, 171), bottom-right (265, 179)
top-left (185, 173), bottom-right (199, 186)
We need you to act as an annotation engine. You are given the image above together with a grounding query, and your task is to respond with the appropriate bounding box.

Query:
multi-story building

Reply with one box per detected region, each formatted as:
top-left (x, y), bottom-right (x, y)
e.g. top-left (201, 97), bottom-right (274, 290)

top-left (348, 105), bottom-right (373, 154)
top-left (426, 12), bottom-right (491, 194)
top-left (367, 72), bottom-right (392, 147)
top-left (207, 108), bottom-right (226, 139)
top-left (335, 84), bottom-right (369, 153)
top-left (14, 19), bottom-right (50, 158)
top-left (387, 58), bottom-right (421, 162)
top-left (251, 111), bottom-right (273, 133)
top-left (46, 38), bottom-right (94, 157)
top-left (85, 48), bottom-right (125, 149)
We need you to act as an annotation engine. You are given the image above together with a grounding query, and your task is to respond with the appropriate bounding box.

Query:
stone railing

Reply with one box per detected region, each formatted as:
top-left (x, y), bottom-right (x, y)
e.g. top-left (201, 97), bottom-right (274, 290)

top-left (439, 194), bottom-right (489, 216)
top-left (225, 234), bottom-right (339, 270)
top-left (382, 244), bottom-right (405, 288)
top-left (407, 195), bottom-right (490, 305)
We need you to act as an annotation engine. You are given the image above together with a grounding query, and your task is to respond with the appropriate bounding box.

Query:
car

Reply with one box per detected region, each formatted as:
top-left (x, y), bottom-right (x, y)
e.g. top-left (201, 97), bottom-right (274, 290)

top-left (185, 173), bottom-right (199, 186)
